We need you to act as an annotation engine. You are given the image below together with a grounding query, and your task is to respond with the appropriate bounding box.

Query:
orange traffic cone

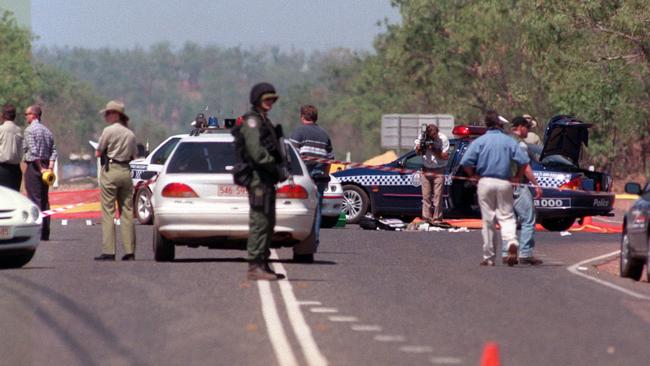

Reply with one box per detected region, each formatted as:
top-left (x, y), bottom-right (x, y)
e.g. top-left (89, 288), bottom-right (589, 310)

top-left (480, 342), bottom-right (501, 366)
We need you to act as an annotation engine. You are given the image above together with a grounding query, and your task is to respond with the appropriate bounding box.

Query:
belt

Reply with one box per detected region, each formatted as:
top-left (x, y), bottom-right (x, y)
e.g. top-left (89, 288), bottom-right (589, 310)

top-left (108, 159), bottom-right (130, 165)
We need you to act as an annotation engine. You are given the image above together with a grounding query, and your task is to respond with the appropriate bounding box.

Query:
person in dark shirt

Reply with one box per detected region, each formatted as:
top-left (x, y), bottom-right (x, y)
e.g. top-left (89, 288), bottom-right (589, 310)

top-left (290, 105), bottom-right (334, 256)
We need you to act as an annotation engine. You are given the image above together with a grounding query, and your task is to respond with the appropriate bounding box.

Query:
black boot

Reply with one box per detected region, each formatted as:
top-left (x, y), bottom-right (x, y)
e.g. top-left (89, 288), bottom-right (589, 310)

top-left (94, 254), bottom-right (115, 261)
top-left (263, 262), bottom-right (286, 280)
top-left (247, 262), bottom-right (284, 281)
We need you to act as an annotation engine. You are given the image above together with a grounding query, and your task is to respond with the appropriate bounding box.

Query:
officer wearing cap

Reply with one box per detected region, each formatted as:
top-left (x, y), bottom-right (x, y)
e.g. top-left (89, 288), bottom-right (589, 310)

top-left (239, 82), bottom-right (289, 280)
top-left (94, 100), bottom-right (137, 261)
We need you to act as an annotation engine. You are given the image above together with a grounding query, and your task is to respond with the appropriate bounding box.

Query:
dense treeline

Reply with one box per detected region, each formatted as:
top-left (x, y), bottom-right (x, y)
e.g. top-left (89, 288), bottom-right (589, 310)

top-left (3, 1), bottom-right (649, 179)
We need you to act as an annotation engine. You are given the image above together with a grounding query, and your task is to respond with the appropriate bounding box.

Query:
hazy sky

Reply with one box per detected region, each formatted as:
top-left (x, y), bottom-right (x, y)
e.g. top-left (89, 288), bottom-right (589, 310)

top-left (31, 0), bottom-right (400, 50)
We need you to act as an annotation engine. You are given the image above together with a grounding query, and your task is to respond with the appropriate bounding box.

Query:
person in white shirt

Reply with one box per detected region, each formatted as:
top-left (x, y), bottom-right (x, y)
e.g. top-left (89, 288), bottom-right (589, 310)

top-left (414, 124), bottom-right (450, 227)
top-left (0, 104), bottom-right (23, 191)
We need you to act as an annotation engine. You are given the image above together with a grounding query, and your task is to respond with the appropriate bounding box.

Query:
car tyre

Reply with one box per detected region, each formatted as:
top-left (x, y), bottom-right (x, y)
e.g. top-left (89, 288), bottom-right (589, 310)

top-left (620, 232), bottom-right (643, 281)
top-left (0, 249), bottom-right (35, 269)
top-left (135, 188), bottom-right (154, 225)
top-left (153, 229), bottom-right (175, 262)
top-left (321, 216), bottom-right (339, 228)
top-left (342, 185), bottom-right (369, 224)
top-left (540, 217), bottom-right (575, 232)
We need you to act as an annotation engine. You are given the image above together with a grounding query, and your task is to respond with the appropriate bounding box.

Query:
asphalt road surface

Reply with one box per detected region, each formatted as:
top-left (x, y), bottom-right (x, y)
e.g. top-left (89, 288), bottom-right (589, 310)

top-left (1, 222), bottom-right (649, 366)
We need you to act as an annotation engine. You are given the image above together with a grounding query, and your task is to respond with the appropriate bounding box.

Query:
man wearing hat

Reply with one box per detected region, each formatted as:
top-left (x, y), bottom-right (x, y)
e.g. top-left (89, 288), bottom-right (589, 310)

top-left (237, 82), bottom-right (289, 280)
top-left (523, 114), bottom-right (542, 146)
top-left (94, 100), bottom-right (137, 261)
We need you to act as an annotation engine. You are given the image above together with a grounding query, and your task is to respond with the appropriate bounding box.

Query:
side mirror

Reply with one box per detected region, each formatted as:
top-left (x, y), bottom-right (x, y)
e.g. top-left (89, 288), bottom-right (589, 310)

top-left (624, 182), bottom-right (642, 195)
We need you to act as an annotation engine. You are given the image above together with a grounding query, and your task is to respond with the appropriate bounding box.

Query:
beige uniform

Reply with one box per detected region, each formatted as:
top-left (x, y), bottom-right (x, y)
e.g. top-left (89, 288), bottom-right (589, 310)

top-left (97, 123), bottom-right (137, 256)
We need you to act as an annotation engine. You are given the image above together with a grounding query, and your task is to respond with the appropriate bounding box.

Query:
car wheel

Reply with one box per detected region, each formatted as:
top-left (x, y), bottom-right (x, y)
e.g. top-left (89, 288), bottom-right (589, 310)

top-left (620, 232), bottom-right (643, 281)
top-left (135, 188), bottom-right (154, 225)
top-left (0, 250), bottom-right (35, 269)
top-left (153, 229), bottom-right (175, 262)
top-left (342, 185), bottom-right (369, 224)
top-left (540, 217), bottom-right (575, 232)
top-left (321, 216), bottom-right (339, 228)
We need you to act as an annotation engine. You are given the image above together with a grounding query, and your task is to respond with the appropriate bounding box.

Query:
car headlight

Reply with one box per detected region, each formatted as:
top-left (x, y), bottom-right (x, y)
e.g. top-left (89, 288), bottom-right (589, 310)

top-left (31, 206), bottom-right (41, 223)
top-left (22, 210), bottom-right (30, 222)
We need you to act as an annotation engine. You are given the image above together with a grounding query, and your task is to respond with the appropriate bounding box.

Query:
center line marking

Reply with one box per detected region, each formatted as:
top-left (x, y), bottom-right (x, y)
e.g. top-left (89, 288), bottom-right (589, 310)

top-left (270, 250), bottom-right (328, 366)
top-left (567, 250), bottom-right (650, 300)
top-left (257, 280), bottom-right (298, 366)
top-left (298, 301), bottom-right (322, 306)
top-left (310, 307), bottom-right (338, 313)
top-left (328, 316), bottom-right (358, 322)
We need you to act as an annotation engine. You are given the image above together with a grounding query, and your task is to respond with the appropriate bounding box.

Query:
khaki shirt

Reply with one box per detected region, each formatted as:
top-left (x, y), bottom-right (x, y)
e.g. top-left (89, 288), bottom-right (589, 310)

top-left (0, 120), bottom-right (24, 164)
top-left (97, 123), bottom-right (137, 162)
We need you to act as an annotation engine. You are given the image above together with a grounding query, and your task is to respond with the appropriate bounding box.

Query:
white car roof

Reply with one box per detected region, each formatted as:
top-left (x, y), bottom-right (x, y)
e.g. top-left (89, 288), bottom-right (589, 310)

top-left (177, 131), bottom-right (234, 143)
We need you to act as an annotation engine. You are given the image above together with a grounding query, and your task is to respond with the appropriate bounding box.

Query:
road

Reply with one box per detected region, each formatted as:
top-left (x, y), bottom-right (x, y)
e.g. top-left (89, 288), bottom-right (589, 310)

top-left (1, 222), bottom-right (649, 365)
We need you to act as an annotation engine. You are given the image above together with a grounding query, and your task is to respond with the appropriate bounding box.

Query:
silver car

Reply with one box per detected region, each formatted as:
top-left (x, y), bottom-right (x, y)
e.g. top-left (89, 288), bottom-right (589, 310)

top-left (620, 179), bottom-right (650, 281)
top-left (152, 131), bottom-right (318, 262)
top-left (0, 186), bottom-right (41, 268)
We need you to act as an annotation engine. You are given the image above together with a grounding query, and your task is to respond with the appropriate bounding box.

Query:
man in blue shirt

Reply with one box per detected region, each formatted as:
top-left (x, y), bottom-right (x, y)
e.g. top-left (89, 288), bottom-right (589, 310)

top-left (460, 110), bottom-right (529, 266)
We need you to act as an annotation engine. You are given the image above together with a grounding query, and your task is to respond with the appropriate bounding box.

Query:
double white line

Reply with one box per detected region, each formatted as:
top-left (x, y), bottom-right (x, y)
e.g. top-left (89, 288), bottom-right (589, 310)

top-left (257, 250), bottom-right (328, 366)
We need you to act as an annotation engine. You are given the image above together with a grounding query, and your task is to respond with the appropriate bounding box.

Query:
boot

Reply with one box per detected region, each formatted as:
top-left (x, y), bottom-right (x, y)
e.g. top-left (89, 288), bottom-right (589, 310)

top-left (247, 262), bottom-right (283, 281)
top-left (263, 262), bottom-right (286, 280)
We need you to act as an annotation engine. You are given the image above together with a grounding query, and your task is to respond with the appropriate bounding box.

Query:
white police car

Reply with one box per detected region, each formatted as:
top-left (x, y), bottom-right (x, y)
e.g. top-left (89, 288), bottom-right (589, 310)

top-left (0, 187), bottom-right (41, 268)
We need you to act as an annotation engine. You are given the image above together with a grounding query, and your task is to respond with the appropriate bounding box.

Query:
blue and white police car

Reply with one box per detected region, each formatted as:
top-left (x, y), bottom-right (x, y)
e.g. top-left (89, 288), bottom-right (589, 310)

top-left (334, 115), bottom-right (615, 231)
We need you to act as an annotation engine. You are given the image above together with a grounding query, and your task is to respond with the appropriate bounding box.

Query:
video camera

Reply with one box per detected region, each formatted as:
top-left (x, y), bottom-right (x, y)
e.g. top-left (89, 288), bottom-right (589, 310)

top-left (419, 125), bottom-right (443, 153)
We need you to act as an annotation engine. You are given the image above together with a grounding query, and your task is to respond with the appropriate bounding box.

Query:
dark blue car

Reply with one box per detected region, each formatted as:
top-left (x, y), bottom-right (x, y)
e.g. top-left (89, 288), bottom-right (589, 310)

top-left (334, 116), bottom-right (615, 231)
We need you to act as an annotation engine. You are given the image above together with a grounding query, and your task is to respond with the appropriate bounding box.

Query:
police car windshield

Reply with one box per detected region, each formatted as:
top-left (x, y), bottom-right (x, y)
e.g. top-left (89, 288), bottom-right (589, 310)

top-left (166, 141), bottom-right (304, 175)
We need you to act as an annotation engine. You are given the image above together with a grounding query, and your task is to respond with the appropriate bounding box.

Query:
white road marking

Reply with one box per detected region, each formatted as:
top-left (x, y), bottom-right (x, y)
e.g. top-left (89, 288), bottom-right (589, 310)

top-left (270, 250), bottom-right (329, 366)
top-left (85, 219), bottom-right (92, 226)
top-left (430, 356), bottom-right (463, 364)
top-left (350, 325), bottom-right (382, 332)
top-left (298, 301), bottom-right (322, 306)
top-left (61, 219), bottom-right (68, 226)
top-left (310, 307), bottom-right (338, 313)
top-left (257, 280), bottom-right (299, 366)
top-left (567, 250), bottom-right (650, 300)
top-left (328, 316), bottom-right (358, 322)
top-left (374, 335), bottom-right (406, 342)
top-left (400, 345), bottom-right (433, 353)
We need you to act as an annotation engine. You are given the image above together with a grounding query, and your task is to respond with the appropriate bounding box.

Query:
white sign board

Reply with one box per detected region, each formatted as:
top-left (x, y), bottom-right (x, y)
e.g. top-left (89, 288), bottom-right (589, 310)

top-left (381, 114), bottom-right (454, 150)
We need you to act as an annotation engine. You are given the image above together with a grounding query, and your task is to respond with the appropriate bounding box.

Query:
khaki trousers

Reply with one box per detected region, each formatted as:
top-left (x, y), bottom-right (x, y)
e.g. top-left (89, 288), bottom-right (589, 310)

top-left (421, 167), bottom-right (445, 221)
top-left (477, 177), bottom-right (518, 260)
top-left (100, 164), bottom-right (136, 255)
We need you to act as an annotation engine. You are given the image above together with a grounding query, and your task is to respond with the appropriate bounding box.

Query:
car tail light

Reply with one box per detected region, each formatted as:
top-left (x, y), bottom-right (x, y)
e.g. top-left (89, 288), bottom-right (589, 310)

top-left (560, 176), bottom-right (582, 190)
top-left (162, 183), bottom-right (198, 198)
top-left (277, 184), bottom-right (308, 199)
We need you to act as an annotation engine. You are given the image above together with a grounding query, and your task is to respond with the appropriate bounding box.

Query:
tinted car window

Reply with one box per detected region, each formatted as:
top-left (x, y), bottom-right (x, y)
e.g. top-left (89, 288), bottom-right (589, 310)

top-left (166, 141), bottom-right (304, 175)
top-left (404, 154), bottom-right (423, 170)
top-left (167, 142), bottom-right (237, 174)
top-left (151, 138), bottom-right (181, 165)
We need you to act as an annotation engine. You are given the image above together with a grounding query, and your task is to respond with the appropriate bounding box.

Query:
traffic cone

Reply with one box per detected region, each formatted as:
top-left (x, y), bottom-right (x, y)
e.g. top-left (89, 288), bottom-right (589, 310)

top-left (480, 342), bottom-right (501, 366)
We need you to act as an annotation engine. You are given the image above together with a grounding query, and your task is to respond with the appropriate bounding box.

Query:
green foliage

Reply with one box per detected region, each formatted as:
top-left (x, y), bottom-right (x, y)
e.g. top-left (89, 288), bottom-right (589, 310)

top-left (0, 10), bottom-right (37, 115)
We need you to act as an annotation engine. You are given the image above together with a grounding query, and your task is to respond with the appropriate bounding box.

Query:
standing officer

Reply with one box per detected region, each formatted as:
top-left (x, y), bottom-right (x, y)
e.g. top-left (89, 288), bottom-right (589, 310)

top-left (239, 82), bottom-right (288, 280)
top-left (0, 104), bottom-right (23, 191)
top-left (94, 101), bottom-right (137, 261)
top-left (23, 105), bottom-right (57, 241)
top-left (414, 124), bottom-right (450, 227)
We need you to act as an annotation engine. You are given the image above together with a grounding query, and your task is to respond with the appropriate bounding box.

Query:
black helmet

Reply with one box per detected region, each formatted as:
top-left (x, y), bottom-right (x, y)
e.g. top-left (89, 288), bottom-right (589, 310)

top-left (249, 82), bottom-right (278, 106)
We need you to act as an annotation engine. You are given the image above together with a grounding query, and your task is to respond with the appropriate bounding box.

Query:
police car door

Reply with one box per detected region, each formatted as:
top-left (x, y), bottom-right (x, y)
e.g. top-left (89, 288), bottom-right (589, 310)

top-left (374, 152), bottom-right (423, 217)
top-left (131, 137), bottom-right (181, 185)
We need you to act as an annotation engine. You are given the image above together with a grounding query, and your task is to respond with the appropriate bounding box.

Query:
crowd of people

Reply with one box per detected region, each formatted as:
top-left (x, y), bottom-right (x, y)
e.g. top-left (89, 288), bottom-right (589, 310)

top-left (1, 83), bottom-right (550, 278)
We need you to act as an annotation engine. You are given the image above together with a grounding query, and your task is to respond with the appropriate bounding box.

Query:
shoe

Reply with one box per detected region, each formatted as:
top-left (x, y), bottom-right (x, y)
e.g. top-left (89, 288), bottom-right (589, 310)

top-left (122, 254), bottom-right (135, 261)
top-left (94, 254), bottom-right (115, 261)
top-left (247, 263), bottom-right (284, 281)
top-left (506, 244), bottom-right (519, 267)
top-left (520, 256), bottom-right (543, 265)
top-left (480, 259), bottom-right (495, 266)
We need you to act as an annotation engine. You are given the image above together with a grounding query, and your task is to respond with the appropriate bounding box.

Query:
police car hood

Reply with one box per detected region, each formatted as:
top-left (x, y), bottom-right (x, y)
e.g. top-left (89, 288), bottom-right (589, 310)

top-left (540, 115), bottom-right (591, 168)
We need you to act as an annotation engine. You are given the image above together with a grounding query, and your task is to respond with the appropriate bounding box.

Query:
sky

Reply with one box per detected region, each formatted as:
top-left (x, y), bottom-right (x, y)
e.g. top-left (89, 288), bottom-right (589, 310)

top-left (31, 0), bottom-right (401, 51)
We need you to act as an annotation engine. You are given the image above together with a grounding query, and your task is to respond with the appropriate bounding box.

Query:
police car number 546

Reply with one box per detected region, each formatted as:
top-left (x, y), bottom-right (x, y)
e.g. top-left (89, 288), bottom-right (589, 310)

top-left (534, 198), bottom-right (571, 208)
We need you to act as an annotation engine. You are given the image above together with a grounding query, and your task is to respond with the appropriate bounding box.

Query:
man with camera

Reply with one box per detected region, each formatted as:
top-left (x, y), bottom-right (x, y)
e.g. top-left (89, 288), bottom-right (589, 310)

top-left (414, 124), bottom-right (450, 227)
